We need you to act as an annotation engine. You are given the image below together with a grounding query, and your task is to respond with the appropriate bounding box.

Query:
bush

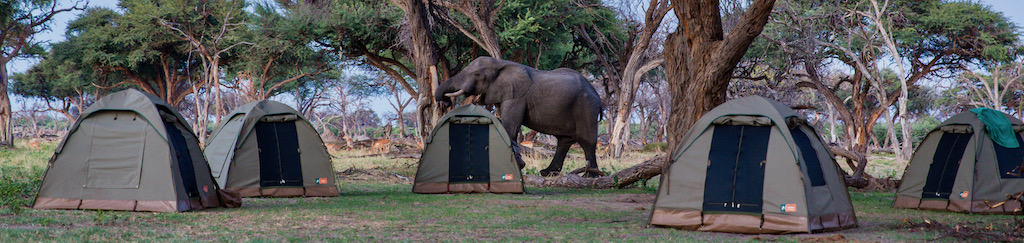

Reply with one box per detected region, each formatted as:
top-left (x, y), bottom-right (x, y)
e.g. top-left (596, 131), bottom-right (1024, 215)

top-left (0, 165), bottom-right (45, 214)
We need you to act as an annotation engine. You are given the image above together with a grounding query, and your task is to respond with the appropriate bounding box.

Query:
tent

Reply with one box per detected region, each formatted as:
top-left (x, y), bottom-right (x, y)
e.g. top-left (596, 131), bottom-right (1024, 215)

top-left (894, 111), bottom-right (1024, 213)
top-left (412, 105), bottom-right (524, 194)
top-left (204, 100), bottom-right (338, 197)
top-left (33, 89), bottom-right (228, 212)
top-left (649, 96), bottom-right (857, 234)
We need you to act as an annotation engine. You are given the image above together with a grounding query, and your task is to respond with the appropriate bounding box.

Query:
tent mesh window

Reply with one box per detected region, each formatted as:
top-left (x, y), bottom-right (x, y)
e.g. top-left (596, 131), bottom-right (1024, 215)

top-left (994, 134), bottom-right (1024, 179)
top-left (449, 123), bottom-right (490, 183)
top-left (162, 118), bottom-right (200, 198)
top-left (256, 121), bottom-right (304, 187)
top-left (921, 132), bottom-right (972, 199)
top-left (703, 124), bottom-right (771, 214)
top-left (789, 127), bottom-right (827, 187)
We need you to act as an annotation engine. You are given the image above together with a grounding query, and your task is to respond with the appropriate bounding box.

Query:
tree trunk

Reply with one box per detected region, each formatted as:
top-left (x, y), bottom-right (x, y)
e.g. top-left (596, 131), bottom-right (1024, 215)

top-left (883, 110), bottom-right (902, 160)
top-left (394, 0), bottom-right (441, 141)
top-left (607, 0), bottom-right (668, 158)
top-left (664, 0), bottom-right (775, 151)
top-left (827, 101), bottom-right (837, 143)
top-left (0, 63), bottom-right (12, 147)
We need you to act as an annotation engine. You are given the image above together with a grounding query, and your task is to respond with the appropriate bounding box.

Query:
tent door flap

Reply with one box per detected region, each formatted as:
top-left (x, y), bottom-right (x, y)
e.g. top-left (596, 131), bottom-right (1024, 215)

top-left (921, 132), bottom-right (972, 199)
top-left (702, 124), bottom-right (771, 214)
top-left (256, 121), bottom-right (304, 187)
top-left (449, 124), bottom-right (490, 183)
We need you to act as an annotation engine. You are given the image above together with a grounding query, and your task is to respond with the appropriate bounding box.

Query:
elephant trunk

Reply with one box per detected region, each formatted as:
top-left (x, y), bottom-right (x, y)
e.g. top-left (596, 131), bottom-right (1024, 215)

top-left (435, 78), bottom-right (459, 108)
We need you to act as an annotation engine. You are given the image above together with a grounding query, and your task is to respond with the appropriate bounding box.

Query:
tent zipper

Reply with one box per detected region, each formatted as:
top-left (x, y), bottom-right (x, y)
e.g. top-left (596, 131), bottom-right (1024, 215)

top-left (729, 126), bottom-right (746, 209)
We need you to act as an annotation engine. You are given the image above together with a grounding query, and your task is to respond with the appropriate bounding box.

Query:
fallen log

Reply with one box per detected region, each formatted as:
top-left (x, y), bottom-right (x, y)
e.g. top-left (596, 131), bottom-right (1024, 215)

top-left (517, 144), bottom-right (554, 157)
top-left (828, 145), bottom-right (871, 189)
top-left (525, 155), bottom-right (666, 189)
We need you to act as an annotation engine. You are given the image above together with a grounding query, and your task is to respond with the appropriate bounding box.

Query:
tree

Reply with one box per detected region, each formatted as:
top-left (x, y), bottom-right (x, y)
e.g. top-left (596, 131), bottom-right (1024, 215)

top-left (606, 0), bottom-right (669, 158)
top-left (434, 0), bottom-right (505, 58)
top-left (389, 0), bottom-right (443, 141)
top-left (155, 0), bottom-right (252, 142)
top-left (662, 0), bottom-right (776, 151)
top-left (64, 4), bottom-right (199, 108)
top-left (379, 76), bottom-right (415, 136)
top-left (0, 0), bottom-right (85, 146)
top-left (960, 61), bottom-right (1024, 111)
top-left (9, 41), bottom-right (102, 120)
top-left (224, 2), bottom-right (332, 102)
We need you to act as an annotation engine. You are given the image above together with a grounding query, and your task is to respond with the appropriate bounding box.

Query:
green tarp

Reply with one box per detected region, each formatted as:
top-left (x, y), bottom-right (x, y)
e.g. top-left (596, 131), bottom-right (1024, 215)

top-left (971, 107), bottom-right (1019, 148)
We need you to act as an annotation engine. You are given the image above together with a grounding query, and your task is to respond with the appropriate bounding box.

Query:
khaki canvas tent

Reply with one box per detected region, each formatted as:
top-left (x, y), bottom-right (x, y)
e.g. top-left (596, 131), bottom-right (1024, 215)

top-left (894, 111), bottom-right (1024, 213)
top-left (33, 89), bottom-right (229, 212)
top-left (412, 105), bottom-right (524, 194)
top-left (650, 96), bottom-right (857, 234)
top-left (204, 100), bottom-right (338, 197)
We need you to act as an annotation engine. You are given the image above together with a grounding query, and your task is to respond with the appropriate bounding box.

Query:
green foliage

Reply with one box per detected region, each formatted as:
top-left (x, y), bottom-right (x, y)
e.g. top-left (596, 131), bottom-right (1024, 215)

top-left (0, 165), bottom-right (44, 215)
top-left (223, 1), bottom-right (335, 98)
top-left (892, 0), bottom-right (1020, 66)
top-left (0, 0), bottom-right (66, 59)
top-left (40, 0), bottom-right (248, 104)
top-left (872, 116), bottom-right (941, 148)
top-left (492, 0), bottom-right (623, 70)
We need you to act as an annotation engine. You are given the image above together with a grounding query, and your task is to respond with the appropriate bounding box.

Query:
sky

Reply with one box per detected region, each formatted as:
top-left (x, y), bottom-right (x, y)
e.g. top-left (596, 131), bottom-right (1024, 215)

top-left (6, 0), bottom-right (1024, 117)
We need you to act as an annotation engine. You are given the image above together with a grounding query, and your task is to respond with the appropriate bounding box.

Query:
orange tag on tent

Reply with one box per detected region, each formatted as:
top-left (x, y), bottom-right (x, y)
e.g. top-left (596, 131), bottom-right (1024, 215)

top-left (781, 204), bottom-right (797, 213)
top-left (502, 174), bottom-right (513, 180)
top-left (317, 178), bottom-right (328, 184)
top-left (203, 185), bottom-right (209, 192)
top-left (960, 191), bottom-right (969, 198)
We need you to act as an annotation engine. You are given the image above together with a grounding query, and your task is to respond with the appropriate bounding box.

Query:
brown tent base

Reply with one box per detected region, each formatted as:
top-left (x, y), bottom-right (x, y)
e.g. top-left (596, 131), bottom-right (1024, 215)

top-left (230, 186), bottom-right (339, 197)
top-left (33, 197), bottom-right (217, 212)
top-left (650, 209), bottom-right (856, 234)
top-left (894, 196), bottom-right (1024, 214)
top-left (413, 182), bottom-right (524, 194)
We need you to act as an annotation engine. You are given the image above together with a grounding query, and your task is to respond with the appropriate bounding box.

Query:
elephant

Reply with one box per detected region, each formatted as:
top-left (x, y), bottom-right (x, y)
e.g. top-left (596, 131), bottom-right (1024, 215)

top-left (435, 56), bottom-right (603, 177)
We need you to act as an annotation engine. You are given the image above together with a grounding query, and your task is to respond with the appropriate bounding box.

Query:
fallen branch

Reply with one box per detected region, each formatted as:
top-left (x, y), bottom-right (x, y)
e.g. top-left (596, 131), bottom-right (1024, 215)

top-left (829, 145), bottom-right (871, 189)
top-left (524, 155), bottom-right (666, 189)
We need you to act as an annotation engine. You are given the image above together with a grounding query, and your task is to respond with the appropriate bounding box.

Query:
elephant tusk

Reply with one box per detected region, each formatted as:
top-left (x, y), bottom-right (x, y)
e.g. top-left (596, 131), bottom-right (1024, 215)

top-left (445, 89), bottom-right (466, 97)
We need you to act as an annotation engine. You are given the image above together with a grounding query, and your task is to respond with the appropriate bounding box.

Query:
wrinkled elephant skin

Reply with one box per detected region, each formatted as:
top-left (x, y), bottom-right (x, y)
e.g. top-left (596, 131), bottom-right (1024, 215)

top-left (435, 57), bottom-right (603, 177)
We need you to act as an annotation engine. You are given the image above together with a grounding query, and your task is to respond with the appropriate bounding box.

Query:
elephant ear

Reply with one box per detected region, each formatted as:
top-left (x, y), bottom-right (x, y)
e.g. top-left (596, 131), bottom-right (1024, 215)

top-left (485, 63), bottom-right (532, 103)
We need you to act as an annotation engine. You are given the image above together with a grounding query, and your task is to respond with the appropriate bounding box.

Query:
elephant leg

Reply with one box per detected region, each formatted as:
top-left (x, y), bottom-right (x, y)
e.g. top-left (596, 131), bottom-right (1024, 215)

top-left (578, 139), bottom-right (601, 178)
top-left (499, 100), bottom-right (527, 169)
top-left (540, 136), bottom-right (575, 177)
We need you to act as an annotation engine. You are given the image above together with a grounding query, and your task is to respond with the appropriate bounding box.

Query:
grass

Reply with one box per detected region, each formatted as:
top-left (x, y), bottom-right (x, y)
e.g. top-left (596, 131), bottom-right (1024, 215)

top-left (837, 153), bottom-right (908, 179)
top-left (1, 139), bottom-right (1020, 241)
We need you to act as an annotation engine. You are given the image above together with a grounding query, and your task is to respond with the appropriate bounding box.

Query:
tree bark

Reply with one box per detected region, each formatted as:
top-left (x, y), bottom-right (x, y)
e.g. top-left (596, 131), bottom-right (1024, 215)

top-left (524, 155), bottom-right (667, 188)
top-left (435, 0), bottom-right (504, 59)
top-left (606, 0), bottom-right (669, 158)
top-left (392, 0), bottom-right (442, 140)
top-left (664, 0), bottom-right (775, 151)
top-left (0, 63), bottom-right (12, 147)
